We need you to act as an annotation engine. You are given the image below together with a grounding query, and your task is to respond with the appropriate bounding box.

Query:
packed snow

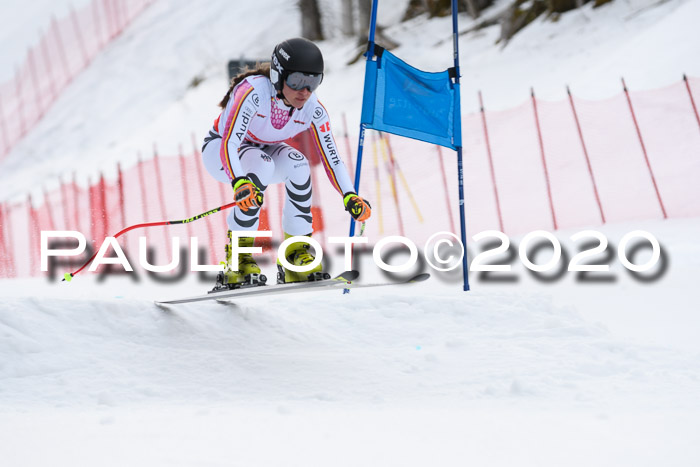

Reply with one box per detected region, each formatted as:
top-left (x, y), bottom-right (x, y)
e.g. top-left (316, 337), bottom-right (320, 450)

top-left (2, 218), bottom-right (700, 466)
top-left (1, 0), bottom-right (699, 465)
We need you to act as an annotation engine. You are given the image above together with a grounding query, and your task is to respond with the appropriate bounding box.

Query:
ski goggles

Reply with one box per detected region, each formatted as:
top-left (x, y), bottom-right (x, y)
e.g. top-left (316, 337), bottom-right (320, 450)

top-left (285, 71), bottom-right (323, 92)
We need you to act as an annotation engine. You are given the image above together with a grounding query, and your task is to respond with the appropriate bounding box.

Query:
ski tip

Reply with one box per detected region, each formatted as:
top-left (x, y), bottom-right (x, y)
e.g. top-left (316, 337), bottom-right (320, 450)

top-left (337, 270), bottom-right (360, 282)
top-left (409, 273), bottom-right (431, 283)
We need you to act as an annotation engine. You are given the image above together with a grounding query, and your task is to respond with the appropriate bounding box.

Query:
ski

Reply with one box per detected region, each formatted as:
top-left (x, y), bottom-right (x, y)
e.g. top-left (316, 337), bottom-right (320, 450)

top-left (154, 271), bottom-right (430, 306)
top-left (155, 270), bottom-right (360, 305)
top-left (212, 272), bottom-right (430, 306)
top-left (347, 272), bottom-right (431, 291)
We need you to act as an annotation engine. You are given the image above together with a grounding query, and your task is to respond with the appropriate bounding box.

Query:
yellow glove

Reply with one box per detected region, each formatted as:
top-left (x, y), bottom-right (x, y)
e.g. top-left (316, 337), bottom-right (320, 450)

top-left (343, 192), bottom-right (371, 222)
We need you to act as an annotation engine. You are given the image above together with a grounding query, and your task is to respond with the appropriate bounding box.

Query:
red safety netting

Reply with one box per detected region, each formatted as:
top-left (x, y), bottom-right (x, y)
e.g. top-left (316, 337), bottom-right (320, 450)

top-left (2, 77), bottom-right (700, 279)
top-left (623, 80), bottom-right (700, 218)
top-left (0, 0), bottom-right (156, 160)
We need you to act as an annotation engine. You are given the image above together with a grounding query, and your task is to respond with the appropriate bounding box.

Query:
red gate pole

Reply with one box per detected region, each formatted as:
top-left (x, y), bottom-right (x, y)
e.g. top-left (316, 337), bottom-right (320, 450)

top-left (683, 74), bottom-right (700, 134)
top-left (135, 152), bottom-right (150, 257)
top-left (567, 85), bottom-right (606, 224)
top-left (153, 145), bottom-right (171, 262)
top-left (622, 77), bottom-right (667, 219)
top-left (531, 87), bottom-right (558, 230)
top-left (479, 90), bottom-right (504, 232)
top-left (99, 173), bottom-right (108, 241)
top-left (88, 177), bottom-right (97, 248)
top-left (117, 162), bottom-right (127, 230)
top-left (115, 162), bottom-right (129, 257)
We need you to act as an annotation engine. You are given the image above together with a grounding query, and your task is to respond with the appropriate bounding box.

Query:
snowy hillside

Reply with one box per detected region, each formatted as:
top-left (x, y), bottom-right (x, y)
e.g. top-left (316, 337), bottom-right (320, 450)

top-left (1, 0), bottom-right (700, 465)
top-left (1, 0), bottom-right (699, 202)
top-left (0, 0), bottom-right (94, 81)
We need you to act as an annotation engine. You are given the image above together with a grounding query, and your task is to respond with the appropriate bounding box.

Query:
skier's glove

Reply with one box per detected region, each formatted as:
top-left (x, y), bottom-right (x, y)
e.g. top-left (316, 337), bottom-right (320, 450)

top-left (343, 192), bottom-right (372, 222)
top-left (232, 176), bottom-right (264, 212)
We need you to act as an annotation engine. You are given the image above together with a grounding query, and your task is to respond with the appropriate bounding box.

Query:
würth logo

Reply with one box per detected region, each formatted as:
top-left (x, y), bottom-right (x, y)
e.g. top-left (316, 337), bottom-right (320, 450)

top-left (319, 122), bottom-right (330, 132)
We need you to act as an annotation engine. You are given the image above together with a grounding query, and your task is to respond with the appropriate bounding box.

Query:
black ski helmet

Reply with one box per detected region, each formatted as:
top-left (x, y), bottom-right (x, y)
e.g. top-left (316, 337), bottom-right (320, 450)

top-left (270, 38), bottom-right (324, 92)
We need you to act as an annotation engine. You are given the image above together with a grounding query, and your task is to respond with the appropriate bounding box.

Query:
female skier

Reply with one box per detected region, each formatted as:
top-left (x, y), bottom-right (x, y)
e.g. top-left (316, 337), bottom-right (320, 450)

top-left (201, 37), bottom-right (371, 288)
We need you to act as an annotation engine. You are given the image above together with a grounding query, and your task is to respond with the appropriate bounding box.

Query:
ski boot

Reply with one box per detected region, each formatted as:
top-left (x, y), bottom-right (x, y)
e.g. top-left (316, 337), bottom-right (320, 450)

top-left (277, 232), bottom-right (330, 284)
top-left (212, 232), bottom-right (267, 292)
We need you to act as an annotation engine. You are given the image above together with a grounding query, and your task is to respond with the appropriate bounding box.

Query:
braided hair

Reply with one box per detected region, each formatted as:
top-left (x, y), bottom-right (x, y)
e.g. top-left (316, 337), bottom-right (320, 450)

top-left (218, 62), bottom-right (271, 109)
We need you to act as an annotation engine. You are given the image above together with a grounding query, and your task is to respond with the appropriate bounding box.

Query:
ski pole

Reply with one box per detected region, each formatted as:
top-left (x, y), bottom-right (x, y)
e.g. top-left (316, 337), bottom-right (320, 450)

top-left (343, 220), bottom-right (366, 294)
top-left (63, 201), bottom-right (237, 282)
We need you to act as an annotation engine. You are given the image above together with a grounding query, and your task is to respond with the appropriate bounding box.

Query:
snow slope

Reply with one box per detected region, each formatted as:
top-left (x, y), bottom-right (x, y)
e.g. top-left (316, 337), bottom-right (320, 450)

top-left (1, 0), bottom-right (699, 201)
top-left (2, 218), bottom-right (700, 466)
top-left (1, 0), bottom-right (700, 465)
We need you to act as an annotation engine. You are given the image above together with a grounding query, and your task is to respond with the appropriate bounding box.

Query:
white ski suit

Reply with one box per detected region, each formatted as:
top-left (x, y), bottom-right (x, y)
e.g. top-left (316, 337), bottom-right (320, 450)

top-left (201, 75), bottom-right (355, 235)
